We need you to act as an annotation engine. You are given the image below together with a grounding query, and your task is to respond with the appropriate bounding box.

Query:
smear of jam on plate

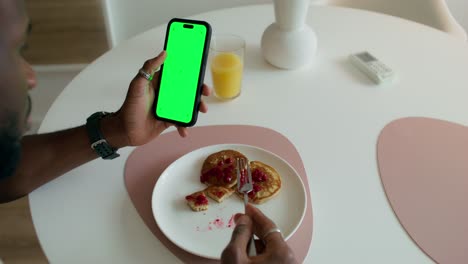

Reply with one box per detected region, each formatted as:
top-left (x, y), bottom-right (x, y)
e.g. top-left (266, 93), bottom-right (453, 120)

top-left (196, 214), bottom-right (236, 232)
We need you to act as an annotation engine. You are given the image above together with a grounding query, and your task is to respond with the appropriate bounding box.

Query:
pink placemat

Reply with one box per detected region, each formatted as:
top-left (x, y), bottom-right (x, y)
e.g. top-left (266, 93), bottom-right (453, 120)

top-left (124, 125), bottom-right (313, 263)
top-left (377, 117), bottom-right (468, 264)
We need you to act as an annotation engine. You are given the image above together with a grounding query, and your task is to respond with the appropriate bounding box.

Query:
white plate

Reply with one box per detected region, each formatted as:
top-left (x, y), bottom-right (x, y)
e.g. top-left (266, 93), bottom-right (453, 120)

top-left (151, 144), bottom-right (307, 259)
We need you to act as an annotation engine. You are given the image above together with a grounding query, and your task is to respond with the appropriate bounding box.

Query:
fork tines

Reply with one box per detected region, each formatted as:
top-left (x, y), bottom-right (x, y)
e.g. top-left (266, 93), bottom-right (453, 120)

top-left (236, 158), bottom-right (253, 194)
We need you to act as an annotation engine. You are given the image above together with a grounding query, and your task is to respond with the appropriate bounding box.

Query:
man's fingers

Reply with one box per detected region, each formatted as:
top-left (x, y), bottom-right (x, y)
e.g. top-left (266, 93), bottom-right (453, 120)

top-left (177, 126), bottom-right (188, 138)
top-left (246, 204), bottom-right (276, 231)
top-left (221, 215), bottom-right (253, 262)
top-left (201, 84), bottom-right (211, 96)
top-left (230, 215), bottom-right (253, 247)
top-left (142, 51), bottom-right (166, 74)
top-left (254, 239), bottom-right (266, 254)
top-left (134, 51), bottom-right (167, 85)
top-left (199, 101), bottom-right (208, 113)
top-left (246, 204), bottom-right (283, 245)
top-left (198, 84), bottom-right (211, 113)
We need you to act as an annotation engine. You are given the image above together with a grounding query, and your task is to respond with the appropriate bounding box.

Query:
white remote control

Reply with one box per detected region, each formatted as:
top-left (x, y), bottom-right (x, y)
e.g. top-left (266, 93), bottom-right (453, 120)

top-left (349, 51), bottom-right (395, 84)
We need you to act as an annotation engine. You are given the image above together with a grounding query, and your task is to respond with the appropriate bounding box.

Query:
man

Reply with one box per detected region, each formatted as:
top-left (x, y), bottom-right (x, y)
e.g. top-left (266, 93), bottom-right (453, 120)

top-left (0, 1), bottom-right (210, 201)
top-left (0, 0), bottom-right (297, 262)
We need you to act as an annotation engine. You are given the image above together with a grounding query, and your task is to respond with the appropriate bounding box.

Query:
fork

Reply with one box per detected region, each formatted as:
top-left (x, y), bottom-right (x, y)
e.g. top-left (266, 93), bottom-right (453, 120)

top-left (236, 158), bottom-right (257, 256)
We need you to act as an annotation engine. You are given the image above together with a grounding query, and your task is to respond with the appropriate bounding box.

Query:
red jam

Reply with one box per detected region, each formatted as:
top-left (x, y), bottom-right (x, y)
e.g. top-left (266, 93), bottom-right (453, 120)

top-left (203, 158), bottom-right (237, 184)
top-left (213, 218), bottom-right (224, 228)
top-left (247, 184), bottom-right (262, 199)
top-left (228, 215), bottom-right (235, 228)
top-left (223, 167), bottom-right (232, 176)
top-left (214, 191), bottom-right (224, 198)
top-left (200, 173), bottom-right (209, 183)
top-left (252, 169), bottom-right (267, 182)
top-left (186, 194), bottom-right (208, 206)
top-left (196, 195), bottom-right (208, 205)
top-left (223, 166), bottom-right (235, 183)
top-left (239, 174), bottom-right (246, 186)
top-left (216, 168), bottom-right (224, 181)
top-left (201, 166), bottom-right (222, 183)
top-left (253, 183), bottom-right (262, 192)
top-left (224, 175), bottom-right (232, 183)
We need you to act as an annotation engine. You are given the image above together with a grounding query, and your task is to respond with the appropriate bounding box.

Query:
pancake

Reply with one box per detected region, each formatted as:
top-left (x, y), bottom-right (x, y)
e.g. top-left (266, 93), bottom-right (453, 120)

top-left (205, 185), bottom-right (234, 203)
top-left (185, 191), bottom-right (209, 212)
top-left (236, 161), bottom-right (282, 204)
top-left (200, 150), bottom-right (247, 188)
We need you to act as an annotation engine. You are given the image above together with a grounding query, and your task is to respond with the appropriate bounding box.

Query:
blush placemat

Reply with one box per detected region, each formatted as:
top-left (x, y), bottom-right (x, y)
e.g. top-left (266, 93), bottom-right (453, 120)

top-left (377, 117), bottom-right (468, 264)
top-left (124, 125), bottom-right (313, 263)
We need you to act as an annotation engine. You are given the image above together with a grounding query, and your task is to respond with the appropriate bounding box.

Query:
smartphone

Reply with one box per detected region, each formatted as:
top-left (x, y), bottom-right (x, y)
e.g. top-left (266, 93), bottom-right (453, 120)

top-left (153, 18), bottom-right (212, 127)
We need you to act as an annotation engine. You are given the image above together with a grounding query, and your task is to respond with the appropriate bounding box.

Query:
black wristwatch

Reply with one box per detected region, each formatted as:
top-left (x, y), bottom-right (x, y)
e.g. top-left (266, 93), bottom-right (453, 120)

top-left (86, 111), bottom-right (120, 160)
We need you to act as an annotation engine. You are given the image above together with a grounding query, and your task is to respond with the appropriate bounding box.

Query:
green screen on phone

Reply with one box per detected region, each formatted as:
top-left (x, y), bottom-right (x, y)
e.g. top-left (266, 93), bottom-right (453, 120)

top-left (155, 20), bottom-right (208, 125)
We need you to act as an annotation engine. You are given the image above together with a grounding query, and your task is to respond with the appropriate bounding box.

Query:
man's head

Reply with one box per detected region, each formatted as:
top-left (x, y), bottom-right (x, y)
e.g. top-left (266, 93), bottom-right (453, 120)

top-left (0, 0), bottom-right (32, 179)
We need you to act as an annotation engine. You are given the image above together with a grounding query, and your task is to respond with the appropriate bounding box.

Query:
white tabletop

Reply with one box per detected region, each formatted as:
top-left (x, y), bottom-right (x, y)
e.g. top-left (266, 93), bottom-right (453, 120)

top-left (30, 4), bottom-right (468, 263)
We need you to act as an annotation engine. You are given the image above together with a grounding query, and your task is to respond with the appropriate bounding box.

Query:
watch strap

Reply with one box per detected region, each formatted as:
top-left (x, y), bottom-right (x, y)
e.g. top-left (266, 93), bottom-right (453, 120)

top-left (86, 112), bottom-right (120, 160)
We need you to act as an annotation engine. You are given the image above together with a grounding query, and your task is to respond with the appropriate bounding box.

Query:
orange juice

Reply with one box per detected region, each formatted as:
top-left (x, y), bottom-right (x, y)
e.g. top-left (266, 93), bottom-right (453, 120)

top-left (211, 52), bottom-right (243, 99)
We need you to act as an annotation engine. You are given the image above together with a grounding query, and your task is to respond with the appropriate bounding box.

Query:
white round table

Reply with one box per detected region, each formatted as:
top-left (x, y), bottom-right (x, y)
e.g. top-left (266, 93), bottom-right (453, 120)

top-left (30, 4), bottom-right (468, 263)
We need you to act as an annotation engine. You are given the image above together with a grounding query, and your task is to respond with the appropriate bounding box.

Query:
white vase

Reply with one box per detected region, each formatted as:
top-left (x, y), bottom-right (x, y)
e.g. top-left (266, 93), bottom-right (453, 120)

top-left (261, 0), bottom-right (318, 69)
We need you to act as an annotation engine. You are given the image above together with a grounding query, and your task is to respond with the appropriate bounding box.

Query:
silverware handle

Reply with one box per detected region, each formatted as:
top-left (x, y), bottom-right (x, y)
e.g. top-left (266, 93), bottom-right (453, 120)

top-left (248, 236), bottom-right (257, 256)
top-left (243, 194), bottom-right (249, 207)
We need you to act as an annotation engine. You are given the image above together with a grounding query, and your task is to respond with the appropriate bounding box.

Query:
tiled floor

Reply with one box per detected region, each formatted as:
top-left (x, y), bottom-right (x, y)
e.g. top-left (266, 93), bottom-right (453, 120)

top-left (0, 197), bottom-right (48, 264)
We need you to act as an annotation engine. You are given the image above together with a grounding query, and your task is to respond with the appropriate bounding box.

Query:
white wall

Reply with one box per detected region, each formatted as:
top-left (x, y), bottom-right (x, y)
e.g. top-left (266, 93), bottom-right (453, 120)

top-left (28, 66), bottom-right (83, 134)
top-left (446, 0), bottom-right (468, 33)
top-left (103, 0), bottom-right (468, 48)
top-left (103, 0), bottom-right (275, 47)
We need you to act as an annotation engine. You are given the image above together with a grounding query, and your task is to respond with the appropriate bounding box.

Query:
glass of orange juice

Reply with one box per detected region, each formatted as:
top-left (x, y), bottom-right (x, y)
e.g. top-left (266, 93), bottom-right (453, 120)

top-left (210, 35), bottom-right (245, 100)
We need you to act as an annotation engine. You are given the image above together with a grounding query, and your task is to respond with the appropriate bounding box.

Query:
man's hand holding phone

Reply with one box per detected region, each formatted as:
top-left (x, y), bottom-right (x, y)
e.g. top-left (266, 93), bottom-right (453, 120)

top-left (109, 51), bottom-right (211, 148)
